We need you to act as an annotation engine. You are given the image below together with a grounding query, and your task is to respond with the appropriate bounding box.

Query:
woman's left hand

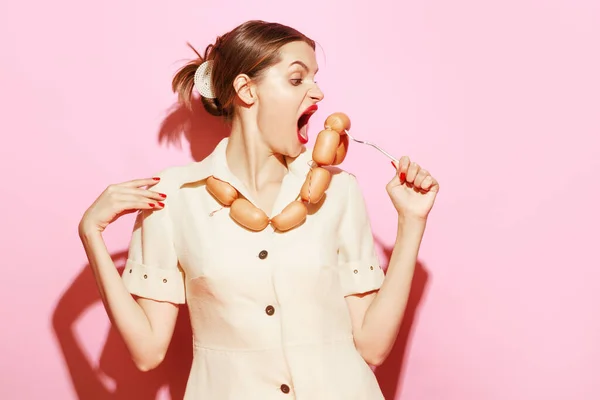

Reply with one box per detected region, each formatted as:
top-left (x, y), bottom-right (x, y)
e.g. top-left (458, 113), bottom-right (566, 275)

top-left (387, 157), bottom-right (440, 220)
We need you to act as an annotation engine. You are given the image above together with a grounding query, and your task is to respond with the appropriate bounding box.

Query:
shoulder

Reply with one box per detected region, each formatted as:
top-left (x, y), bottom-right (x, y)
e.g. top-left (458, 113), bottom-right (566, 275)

top-left (321, 163), bottom-right (374, 219)
top-left (325, 165), bottom-right (361, 194)
top-left (318, 166), bottom-right (365, 212)
top-left (149, 160), bottom-right (207, 195)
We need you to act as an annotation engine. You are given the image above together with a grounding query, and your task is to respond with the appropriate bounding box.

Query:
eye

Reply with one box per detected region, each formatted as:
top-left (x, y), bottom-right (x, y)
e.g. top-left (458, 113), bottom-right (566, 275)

top-left (290, 79), bottom-right (303, 86)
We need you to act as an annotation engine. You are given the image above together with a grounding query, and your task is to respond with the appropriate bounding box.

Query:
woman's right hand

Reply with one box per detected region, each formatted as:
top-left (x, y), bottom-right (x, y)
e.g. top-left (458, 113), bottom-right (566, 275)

top-left (79, 177), bottom-right (167, 235)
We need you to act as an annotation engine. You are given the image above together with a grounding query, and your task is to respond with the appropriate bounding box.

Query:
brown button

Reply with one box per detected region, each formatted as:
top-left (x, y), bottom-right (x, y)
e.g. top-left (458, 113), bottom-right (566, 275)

top-left (265, 305), bottom-right (275, 315)
top-left (353, 269), bottom-right (358, 274)
top-left (143, 274), bottom-right (148, 279)
top-left (280, 384), bottom-right (290, 394)
top-left (370, 266), bottom-right (374, 270)
top-left (163, 278), bottom-right (168, 283)
top-left (258, 250), bottom-right (268, 259)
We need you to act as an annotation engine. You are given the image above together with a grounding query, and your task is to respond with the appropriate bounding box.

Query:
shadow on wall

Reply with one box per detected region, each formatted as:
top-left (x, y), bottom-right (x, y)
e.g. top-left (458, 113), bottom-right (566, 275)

top-left (158, 96), bottom-right (229, 162)
top-left (51, 98), bottom-right (224, 399)
top-left (52, 97), bottom-right (430, 399)
top-left (373, 237), bottom-right (430, 400)
top-left (52, 251), bottom-right (192, 400)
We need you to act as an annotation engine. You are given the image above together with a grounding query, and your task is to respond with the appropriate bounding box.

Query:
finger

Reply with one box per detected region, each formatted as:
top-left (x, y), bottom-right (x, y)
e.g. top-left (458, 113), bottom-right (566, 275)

top-left (428, 177), bottom-right (440, 192)
top-left (405, 162), bottom-right (420, 184)
top-left (113, 193), bottom-right (166, 210)
top-left (420, 175), bottom-right (434, 190)
top-left (413, 169), bottom-right (429, 188)
top-left (397, 156), bottom-right (410, 183)
top-left (105, 185), bottom-right (164, 202)
top-left (114, 200), bottom-right (164, 217)
top-left (144, 200), bottom-right (165, 209)
top-left (126, 199), bottom-right (165, 210)
top-left (118, 177), bottom-right (162, 188)
top-left (120, 187), bottom-right (168, 201)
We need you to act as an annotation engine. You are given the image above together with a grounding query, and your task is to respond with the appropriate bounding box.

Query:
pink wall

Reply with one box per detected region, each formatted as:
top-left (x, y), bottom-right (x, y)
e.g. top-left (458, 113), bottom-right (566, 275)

top-left (2, 1), bottom-right (599, 399)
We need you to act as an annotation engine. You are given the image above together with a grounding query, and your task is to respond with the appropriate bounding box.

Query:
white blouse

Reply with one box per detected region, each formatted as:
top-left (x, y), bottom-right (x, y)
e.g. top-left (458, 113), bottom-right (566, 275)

top-left (122, 137), bottom-right (386, 399)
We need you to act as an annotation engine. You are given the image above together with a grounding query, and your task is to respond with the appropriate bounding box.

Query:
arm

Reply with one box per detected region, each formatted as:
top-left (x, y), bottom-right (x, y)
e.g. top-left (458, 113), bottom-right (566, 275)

top-left (345, 157), bottom-right (439, 366)
top-left (345, 216), bottom-right (425, 366)
top-left (79, 227), bottom-right (179, 371)
top-left (78, 176), bottom-right (185, 371)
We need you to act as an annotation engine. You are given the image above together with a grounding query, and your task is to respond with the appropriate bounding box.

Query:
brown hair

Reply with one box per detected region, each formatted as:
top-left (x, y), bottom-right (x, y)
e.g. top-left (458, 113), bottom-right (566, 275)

top-left (172, 20), bottom-right (316, 122)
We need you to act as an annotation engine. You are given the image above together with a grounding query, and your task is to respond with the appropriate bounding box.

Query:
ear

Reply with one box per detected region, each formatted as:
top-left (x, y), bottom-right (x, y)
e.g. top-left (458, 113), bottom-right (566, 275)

top-left (233, 74), bottom-right (256, 106)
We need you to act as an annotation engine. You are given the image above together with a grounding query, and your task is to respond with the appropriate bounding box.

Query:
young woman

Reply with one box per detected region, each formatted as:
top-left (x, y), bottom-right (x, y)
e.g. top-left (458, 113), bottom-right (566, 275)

top-left (79, 20), bottom-right (439, 399)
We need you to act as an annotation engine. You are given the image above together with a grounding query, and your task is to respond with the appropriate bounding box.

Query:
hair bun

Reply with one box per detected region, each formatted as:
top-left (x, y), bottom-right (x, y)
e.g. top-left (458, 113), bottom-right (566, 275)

top-left (201, 97), bottom-right (224, 117)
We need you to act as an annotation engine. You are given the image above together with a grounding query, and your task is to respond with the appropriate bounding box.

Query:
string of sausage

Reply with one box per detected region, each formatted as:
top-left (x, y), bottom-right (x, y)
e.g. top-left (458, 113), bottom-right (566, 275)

top-left (205, 112), bottom-right (351, 232)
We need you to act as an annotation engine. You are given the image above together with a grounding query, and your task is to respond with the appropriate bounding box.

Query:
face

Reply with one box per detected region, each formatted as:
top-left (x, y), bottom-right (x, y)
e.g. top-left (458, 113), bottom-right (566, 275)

top-left (252, 41), bottom-right (324, 157)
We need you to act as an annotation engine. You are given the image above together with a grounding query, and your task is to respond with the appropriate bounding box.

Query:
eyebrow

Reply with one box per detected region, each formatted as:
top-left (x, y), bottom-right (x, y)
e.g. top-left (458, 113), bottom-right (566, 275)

top-left (290, 60), bottom-right (318, 74)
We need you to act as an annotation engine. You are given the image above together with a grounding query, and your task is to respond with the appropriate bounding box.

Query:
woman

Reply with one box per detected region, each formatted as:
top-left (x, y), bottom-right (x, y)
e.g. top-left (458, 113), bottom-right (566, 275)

top-left (79, 20), bottom-right (439, 399)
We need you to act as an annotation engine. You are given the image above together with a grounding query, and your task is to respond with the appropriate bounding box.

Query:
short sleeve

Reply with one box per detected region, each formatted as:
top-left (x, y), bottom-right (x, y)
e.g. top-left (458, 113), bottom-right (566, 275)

top-left (121, 177), bottom-right (186, 304)
top-left (337, 173), bottom-right (385, 297)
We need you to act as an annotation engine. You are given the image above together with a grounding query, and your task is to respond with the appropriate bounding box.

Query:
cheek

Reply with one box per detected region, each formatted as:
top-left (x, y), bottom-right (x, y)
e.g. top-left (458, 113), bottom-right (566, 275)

top-left (259, 88), bottom-right (298, 125)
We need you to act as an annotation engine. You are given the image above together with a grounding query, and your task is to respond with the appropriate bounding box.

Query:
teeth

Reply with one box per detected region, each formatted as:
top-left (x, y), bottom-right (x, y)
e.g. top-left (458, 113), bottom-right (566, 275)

top-left (299, 124), bottom-right (308, 140)
top-left (297, 107), bottom-right (315, 142)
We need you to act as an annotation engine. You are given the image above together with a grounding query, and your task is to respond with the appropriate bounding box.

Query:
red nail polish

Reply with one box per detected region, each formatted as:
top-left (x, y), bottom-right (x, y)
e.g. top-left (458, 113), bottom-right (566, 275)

top-left (390, 161), bottom-right (396, 169)
top-left (400, 172), bottom-right (406, 182)
top-left (153, 177), bottom-right (160, 181)
top-left (149, 203), bottom-right (155, 207)
top-left (157, 202), bottom-right (165, 207)
top-left (159, 193), bottom-right (167, 198)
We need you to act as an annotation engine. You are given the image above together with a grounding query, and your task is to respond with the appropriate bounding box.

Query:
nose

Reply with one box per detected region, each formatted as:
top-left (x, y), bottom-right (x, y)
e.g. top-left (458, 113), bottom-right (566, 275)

top-left (309, 84), bottom-right (324, 102)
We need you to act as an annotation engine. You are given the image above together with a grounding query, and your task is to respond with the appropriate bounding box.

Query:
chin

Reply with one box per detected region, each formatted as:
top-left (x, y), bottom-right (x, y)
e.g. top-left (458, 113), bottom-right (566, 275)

top-left (285, 143), bottom-right (305, 159)
top-left (276, 132), bottom-right (306, 159)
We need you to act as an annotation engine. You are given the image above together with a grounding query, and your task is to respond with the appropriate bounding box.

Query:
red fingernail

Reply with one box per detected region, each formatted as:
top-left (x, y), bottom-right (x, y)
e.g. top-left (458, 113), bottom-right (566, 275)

top-left (400, 172), bottom-right (406, 182)
top-left (149, 203), bottom-right (155, 207)
top-left (391, 161), bottom-right (397, 169)
top-left (157, 202), bottom-right (165, 207)
top-left (153, 177), bottom-right (160, 181)
top-left (159, 193), bottom-right (167, 198)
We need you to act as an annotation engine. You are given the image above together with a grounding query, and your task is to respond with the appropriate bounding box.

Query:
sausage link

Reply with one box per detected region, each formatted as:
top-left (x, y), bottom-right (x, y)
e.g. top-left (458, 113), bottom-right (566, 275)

top-left (324, 112), bottom-right (351, 134)
top-left (270, 201), bottom-right (308, 231)
top-left (206, 176), bottom-right (238, 206)
top-left (312, 129), bottom-right (340, 166)
top-left (332, 134), bottom-right (349, 165)
top-left (300, 167), bottom-right (331, 204)
top-left (230, 198), bottom-right (269, 231)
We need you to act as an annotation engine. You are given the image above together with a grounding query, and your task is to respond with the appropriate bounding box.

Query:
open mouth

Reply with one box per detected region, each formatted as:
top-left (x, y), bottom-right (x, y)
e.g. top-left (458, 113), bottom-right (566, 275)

top-left (297, 105), bottom-right (318, 144)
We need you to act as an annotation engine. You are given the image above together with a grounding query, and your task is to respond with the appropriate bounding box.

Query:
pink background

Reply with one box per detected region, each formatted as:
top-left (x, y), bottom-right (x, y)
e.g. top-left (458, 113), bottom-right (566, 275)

top-left (2, 0), bottom-right (599, 399)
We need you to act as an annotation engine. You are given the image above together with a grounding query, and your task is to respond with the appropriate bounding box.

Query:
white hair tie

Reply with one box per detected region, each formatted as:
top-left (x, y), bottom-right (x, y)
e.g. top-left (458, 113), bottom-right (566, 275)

top-left (193, 60), bottom-right (216, 99)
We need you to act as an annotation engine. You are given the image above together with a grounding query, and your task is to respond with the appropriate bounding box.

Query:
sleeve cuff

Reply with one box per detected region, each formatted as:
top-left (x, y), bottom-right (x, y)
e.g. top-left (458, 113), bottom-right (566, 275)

top-left (338, 258), bottom-right (385, 297)
top-left (122, 259), bottom-right (186, 304)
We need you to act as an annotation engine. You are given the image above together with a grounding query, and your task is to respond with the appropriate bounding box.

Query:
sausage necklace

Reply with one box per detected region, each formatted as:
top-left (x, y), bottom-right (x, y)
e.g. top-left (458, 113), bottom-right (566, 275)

top-left (205, 112), bottom-right (351, 232)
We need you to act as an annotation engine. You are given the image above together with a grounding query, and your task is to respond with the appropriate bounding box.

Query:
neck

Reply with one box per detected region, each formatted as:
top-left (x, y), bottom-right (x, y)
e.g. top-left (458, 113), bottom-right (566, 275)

top-left (225, 117), bottom-right (288, 194)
